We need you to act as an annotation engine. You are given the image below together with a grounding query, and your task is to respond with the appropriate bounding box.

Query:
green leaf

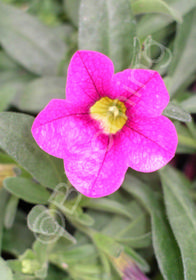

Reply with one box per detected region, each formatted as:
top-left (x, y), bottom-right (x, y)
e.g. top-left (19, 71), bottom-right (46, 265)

top-left (180, 95), bottom-right (196, 114)
top-left (0, 71), bottom-right (33, 112)
top-left (72, 211), bottom-right (94, 226)
top-left (86, 210), bottom-right (113, 232)
top-left (132, 0), bottom-right (182, 22)
top-left (124, 246), bottom-right (150, 272)
top-left (102, 210), bottom-right (150, 246)
top-left (186, 121), bottom-right (196, 140)
top-left (0, 51), bottom-right (20, 71)
top-left (3, 177), bottom-right (50, 204)
top-left (168, 9), bottom-right (196, 96)
top-left (0, 257), bottom-right (13, 280)
top-left (64, 0), bottom-right (81, 27)
top-left (0, 112), bottom-right (66, 189)
top-left (92, 232), bottom-right (124, 258)
top-left (79, 0), bottom-right (136, 71)
top-left (0, 188), bottom-right (9, 253)
top-left (98, 252), bottom-right (112, 280)
top-left (115, 232), bottom-right (152, 248)
top-left (0, 153), bottom-right (15, 163)
top-left (130, 36), bottom-right (141, 68)
top-left (160, 166), bottom-right (196, 280)
top-left (27, 205), bottom-right (76, 244)
top-left (0, 85), bottom-right (16, 112)
top-left (69, 263), bottom-right (103, 279)
top-left (163, 101), bottom-right (192, 122)
top-left (2, 211), bottom-right (34, 257)
top-left (123, 174), bottom-right (184, 280)
top-left (17, 77), bottom-right (65, 113)
top-left (4, 195), bottom-right (19, 229)
top-left (0, 2), bottom-right (66, 76)
top-left (84, 198), bottom-right (133, 219)
top-left (49, 244), bottom-right (97, 266)
top-left (137, 0), bottom-right (196, 38)
top-left (175, 121), bottom-right (196, 153)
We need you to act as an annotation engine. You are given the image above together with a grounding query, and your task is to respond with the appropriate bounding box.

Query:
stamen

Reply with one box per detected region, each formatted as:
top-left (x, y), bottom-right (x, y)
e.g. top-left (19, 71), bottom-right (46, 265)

top-left (90, 97), bottom-right (127, 134)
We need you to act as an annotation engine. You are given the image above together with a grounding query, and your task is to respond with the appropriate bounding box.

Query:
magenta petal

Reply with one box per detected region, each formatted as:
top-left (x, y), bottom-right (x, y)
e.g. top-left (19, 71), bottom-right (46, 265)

top-left (31, 99), bottom-right (90, 158)
top-left (32, 98), bottom-right (128, 197)
top-left (123, 116), bottom-right (178, 172)
top-left (66, 50), bottom-right (114, 108)
top-left (31, 50), bottom-right (178, 198)
top-left (63, 134), bottom-right (128, 198)
top-left (110, 69), bottom-right (169, 117)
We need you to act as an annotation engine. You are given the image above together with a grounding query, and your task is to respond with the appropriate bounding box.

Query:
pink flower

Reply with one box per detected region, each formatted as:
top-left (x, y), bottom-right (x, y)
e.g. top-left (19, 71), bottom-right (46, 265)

top-left (32, 50), bottom-right (178, 198)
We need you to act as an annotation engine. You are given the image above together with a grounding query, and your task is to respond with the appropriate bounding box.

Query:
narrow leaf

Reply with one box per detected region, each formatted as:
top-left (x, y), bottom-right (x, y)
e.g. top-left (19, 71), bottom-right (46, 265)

top-left (17, 77), bottom-right (65, 113)
top-left (0, 84), bottom-right (16, 112)
top-left (4, 177), bottom-right (50, 204)
top-left (0, 51), bottom-right (19, 71)
top-left (79, 0), bottom-right (136, 71)
top-left (168, 9), bottom-right (196, 96)
top-left (132, 0), bottom-right (182, 22)
top-left (0, 2), bottom-right (66, 75)
top-left (2, 211), bottom-right (34, 256)
top-left (84, 198), bottom-right (133, 219)
top-left (175, 121), bottom-right (196, 153)
top-left (92, 232), bottom-right (123, 258)
top-left (49, 244), bottom-right (96, 265)
top-left (4, 195), bottom-right (19, 229)
top-left (124, 246), bottom-right (150, 272)
top-left (160, 166), bottom-right (196, 280)
top-left (0, 189), bottom-right (9, 253)
top-left (0, 112), bottom-right (66, 189)
top-left (181, 95), bottom-right (196, 114)
top-left (163, 102), bottom-right (192, 122)
top-left (0, 71), bottom-right (33, 112)
top-left (123, 174), bottom-right (184, 280)
top-left (137, 0), bottom-right (196, 38)
top-left (64, 0), bottom-right (81, 27)
top-left (115, 232), bottom-right (152, 248)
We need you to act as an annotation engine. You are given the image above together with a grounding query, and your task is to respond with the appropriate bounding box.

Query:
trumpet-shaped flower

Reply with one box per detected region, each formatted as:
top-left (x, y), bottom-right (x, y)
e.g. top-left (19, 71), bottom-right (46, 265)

top-left (32, 50), bottom-right (178, 198)
top-left (112, 252), bottom-right (149, 280)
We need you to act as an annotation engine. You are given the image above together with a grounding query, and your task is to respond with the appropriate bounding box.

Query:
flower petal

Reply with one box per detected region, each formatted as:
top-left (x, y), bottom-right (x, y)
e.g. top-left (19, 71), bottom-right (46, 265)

top-left (66, 50), bottom-right (114, 108)
top-left (122, 116), bottom-right (178, 172)
top-left (32, 98), bottom-right (128, 198)
top-left (110, 69), bottom-right (169, 117)
top-left (63, 133), bottom-right (128, 198)
top-left (31, 99), bottom-right (91, 158)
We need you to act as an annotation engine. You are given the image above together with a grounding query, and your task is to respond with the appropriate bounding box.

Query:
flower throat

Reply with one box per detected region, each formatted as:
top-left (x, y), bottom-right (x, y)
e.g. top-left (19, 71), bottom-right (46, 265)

top-left (90, 97), bottom-right (127, 134)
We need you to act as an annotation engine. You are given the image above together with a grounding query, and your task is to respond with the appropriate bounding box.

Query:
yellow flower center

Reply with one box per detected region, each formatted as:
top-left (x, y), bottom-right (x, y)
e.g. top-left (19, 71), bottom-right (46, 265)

top-left (90, 97), bottom-right (128, 134)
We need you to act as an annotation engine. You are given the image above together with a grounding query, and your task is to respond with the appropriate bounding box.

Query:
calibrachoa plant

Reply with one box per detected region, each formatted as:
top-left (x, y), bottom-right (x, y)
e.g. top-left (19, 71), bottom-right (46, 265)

top-left (32, 50), bottom-right (178, 198)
